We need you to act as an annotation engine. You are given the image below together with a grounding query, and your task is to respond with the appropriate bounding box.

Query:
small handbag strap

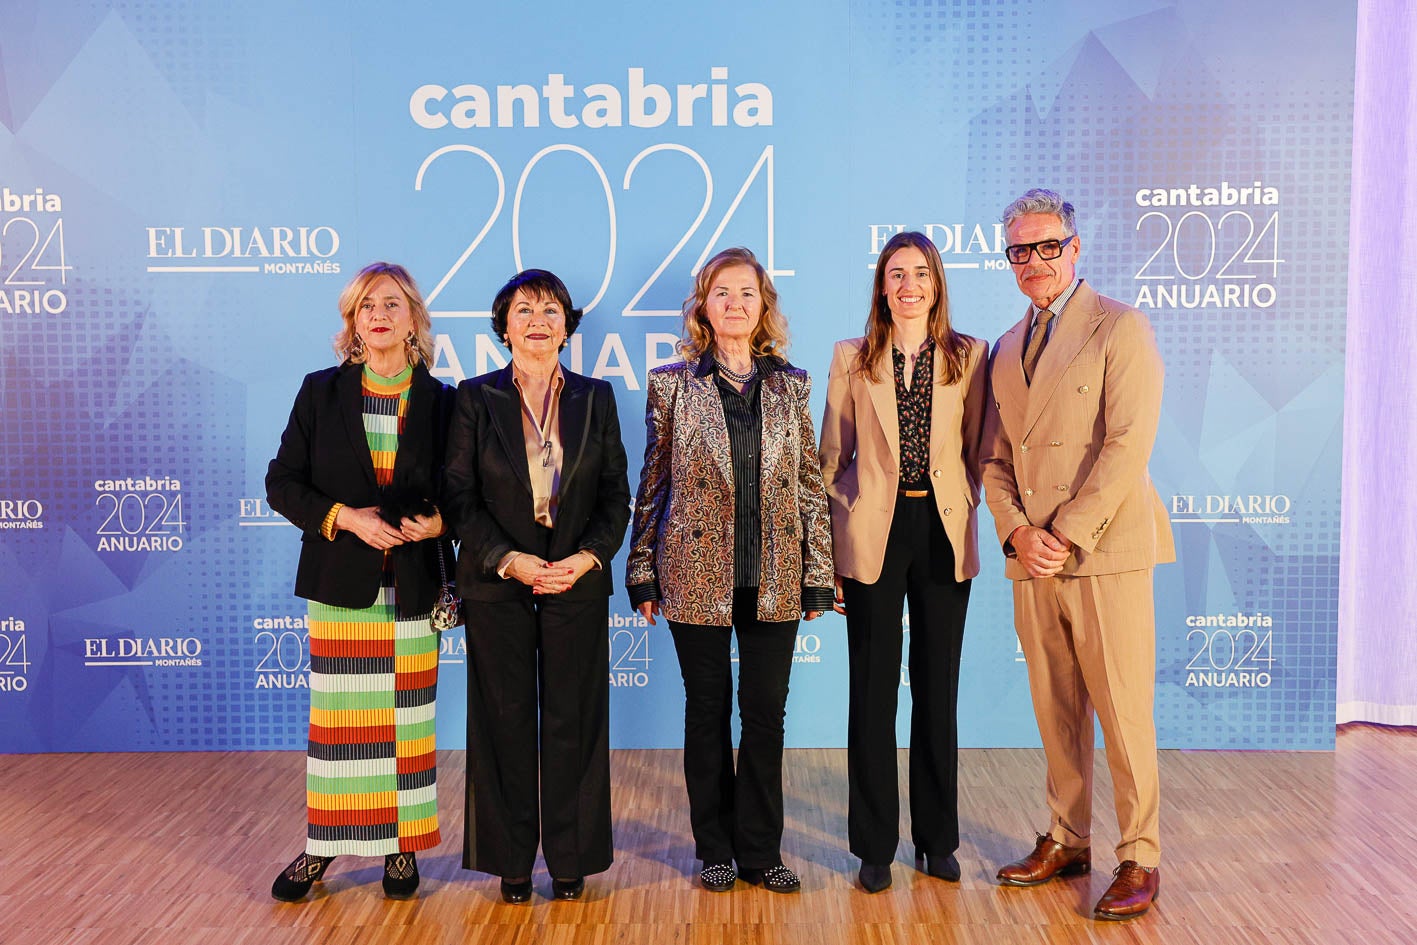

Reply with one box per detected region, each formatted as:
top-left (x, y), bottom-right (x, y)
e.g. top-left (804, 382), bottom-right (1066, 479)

top-left (435, 539), bottom-right (450, 585)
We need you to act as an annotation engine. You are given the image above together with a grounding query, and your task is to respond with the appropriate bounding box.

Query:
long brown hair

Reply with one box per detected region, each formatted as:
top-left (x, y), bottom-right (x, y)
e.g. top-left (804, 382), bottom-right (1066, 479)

top-left (678, 247), bottom-right (790, 361)
top-left (854, 232), bottom-right (971, 384)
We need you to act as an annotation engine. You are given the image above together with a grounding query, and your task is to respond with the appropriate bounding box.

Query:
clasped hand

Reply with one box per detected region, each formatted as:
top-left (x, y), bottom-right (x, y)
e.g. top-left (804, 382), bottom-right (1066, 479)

top-left (508, 552), bottom-right (594, 595)
top-left (1012, 525), bottom-right (1072, 578)
top-left (337, 506), bottom-right (443, 550)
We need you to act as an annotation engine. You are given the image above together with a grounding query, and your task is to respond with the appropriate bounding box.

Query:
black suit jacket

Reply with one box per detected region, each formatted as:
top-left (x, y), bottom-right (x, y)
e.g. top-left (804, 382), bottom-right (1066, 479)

top-left (443, 364), bottom-right (631, 602)
top-left (265, 362), bottom-right (456, 616)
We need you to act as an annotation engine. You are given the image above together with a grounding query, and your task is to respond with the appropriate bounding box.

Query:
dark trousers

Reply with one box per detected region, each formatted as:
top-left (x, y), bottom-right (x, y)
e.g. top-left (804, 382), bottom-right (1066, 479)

top-left (667, 588), bottom-right (798, 869)
top-left (842, 491), bottom-right (971, 865)
top-left (463, 593), bottom-right (612, 879)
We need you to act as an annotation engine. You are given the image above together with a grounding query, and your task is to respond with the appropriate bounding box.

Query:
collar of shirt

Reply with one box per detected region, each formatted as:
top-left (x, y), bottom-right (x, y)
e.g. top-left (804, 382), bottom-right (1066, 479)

top-left (511, 360), bottom-right (564, 418)
top-left (1029, 277), bottom-right (1083, 341)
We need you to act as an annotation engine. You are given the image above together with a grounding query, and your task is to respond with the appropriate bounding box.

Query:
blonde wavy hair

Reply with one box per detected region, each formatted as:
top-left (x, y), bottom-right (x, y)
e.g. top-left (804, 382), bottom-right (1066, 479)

top-left (333, 261), bottom-right (435, 367)
top-left (678, 247), bottom-right (789, 361)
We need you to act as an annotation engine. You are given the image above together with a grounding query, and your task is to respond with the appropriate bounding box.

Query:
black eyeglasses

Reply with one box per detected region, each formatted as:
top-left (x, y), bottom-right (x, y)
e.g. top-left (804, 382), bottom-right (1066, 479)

top-left (1004, 235), bottom-right (1075, 265)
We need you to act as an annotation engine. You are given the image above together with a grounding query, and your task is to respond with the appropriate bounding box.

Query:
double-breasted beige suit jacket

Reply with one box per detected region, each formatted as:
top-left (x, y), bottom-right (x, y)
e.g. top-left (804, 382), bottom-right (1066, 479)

top-left (819, 335), bottom-right (989, 584)
top-left (981, 280), bottom-right (1175, 580)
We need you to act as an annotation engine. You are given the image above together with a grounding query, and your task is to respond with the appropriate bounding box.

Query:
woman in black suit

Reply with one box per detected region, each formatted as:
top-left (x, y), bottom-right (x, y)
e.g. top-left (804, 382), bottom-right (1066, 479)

top-left (265, 261), bottom-right (455, 902)
top-left (443, 269), bottom-right (631, 903)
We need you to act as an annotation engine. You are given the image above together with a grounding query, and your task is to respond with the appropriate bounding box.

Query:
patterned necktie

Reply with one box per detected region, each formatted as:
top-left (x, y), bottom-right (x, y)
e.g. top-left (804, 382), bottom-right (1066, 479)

top-left (1021, 308), bottom-right (1054, 385)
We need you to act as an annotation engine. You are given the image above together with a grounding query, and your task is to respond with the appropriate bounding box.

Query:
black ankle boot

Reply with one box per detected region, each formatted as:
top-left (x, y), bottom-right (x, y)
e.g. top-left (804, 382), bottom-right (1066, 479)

top-left (271, 852), bottom-right (335, 902)
top-left (383, 852), bottom-right (420, 899)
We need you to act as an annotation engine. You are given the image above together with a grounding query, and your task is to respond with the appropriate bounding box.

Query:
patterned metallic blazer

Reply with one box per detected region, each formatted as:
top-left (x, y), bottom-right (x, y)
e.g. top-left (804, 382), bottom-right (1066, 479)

top-left (626, 355), bottom-right (834, 625)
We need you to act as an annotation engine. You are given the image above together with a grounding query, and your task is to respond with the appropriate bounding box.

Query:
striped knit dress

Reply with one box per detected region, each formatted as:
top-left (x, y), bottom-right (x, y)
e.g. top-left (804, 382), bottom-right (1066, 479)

top-left (304, 364), bottom-right (441, 856)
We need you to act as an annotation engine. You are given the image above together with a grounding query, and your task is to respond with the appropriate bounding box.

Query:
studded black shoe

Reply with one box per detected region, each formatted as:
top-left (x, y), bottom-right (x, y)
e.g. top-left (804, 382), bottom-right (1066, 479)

top-left (382, 852), bottom-right (419, 899)
top-left (271, 852), bottom-right (335, 902)
top-left (700, 862), bottom-right (737, 892)
top-left (738, 864), bottom-right (801, 893)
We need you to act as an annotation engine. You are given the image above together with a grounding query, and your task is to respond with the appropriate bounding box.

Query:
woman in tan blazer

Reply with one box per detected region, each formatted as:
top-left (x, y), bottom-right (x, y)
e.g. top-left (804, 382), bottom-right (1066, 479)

top-left (626, 248), bottom-right (833, 895)
top-left (818, 231), bottom-right (987, 893)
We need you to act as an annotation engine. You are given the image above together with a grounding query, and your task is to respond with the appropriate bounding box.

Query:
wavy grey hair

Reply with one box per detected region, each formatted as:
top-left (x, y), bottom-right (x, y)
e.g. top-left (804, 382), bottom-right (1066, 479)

top-left (1001, 188), bottom-right (1077, 236)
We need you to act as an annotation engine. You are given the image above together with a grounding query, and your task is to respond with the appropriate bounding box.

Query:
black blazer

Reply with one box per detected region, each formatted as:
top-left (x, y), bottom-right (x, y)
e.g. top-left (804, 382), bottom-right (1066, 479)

top-left (265, 362), bottom-right (456, 617)
top-left (443, 364), bottom-right (631, 602)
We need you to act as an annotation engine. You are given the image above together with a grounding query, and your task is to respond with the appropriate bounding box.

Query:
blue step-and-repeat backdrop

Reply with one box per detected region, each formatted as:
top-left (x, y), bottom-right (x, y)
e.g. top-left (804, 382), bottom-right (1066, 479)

top-left (0, 0), bottom-right (1354, 752)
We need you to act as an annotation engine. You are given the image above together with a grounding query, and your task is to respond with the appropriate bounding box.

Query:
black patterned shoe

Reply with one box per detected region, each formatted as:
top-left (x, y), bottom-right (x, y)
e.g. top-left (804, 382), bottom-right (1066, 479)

top-left (382, 852), bottom-right (419, 899)
top-left (700, 862), bottom-right (737, 892)
top-left (271, 852), bottom-right (335, 902)
top-left (738, 864), bottom-right (801, 893)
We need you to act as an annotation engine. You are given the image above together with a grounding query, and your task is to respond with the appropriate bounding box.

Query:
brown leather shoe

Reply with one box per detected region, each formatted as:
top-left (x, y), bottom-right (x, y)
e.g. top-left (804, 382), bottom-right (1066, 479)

top-left (996, 834), bottom-right (1091, 886)
top-left (1093, 861), bottom-right (1159, 920)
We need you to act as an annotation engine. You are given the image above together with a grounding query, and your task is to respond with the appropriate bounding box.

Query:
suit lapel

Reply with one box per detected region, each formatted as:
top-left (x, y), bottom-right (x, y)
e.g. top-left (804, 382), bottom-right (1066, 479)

top-left (558, 371), bottom-right (593, 491)
top-left (1023, 283), bottom-right (1104, 437)
top-left (993, 319), bottom-right (1029, 428)
top-left (759, 364), bottom-right (788, 475)
top-left (337, 364), bottom-right (379, 491)
top-left (864, 361), bottom-right (900, 467)
top-left (391, 368), bottom-right (432, 488)
top-left (926, 343), bottom-right (953, 471)
top-left (482, 366), bottom-right (534, 497)
top-left (686, 357), bottom-right (735, 486)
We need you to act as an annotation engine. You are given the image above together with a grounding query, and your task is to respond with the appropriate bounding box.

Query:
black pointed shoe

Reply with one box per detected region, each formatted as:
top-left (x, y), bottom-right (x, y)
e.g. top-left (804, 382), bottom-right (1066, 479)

top-left (271, 852), bottom-right (335, 902)
top-left (500, 876), bottom-right (533, 903)
top-left (918, 851), bottom-right (961, 882)
top-left (382, 852), bottom-right (419, 899)
top-left (858, 862), bottom-right (892, 893)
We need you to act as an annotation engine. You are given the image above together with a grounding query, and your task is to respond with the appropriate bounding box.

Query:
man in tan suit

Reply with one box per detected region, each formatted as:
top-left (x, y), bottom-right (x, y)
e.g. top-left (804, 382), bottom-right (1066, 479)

top-left (982, 189), bottom-right (1174, 920)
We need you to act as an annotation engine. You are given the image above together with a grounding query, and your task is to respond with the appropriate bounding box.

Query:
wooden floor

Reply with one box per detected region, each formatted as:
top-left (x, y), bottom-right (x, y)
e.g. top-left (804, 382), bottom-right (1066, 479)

top-left (3, 724), bottom-right (1414, 945)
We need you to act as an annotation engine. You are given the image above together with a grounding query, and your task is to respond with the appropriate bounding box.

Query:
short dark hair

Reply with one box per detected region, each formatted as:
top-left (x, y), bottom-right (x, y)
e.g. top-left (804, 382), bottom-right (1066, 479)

top-left (490, 269), bottom-right (584, 349)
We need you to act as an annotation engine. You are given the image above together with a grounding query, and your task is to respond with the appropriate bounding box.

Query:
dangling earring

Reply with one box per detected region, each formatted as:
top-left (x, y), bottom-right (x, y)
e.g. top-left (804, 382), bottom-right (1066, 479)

top-left (404, 332), bottom-right (419, 365)
top-left (350, 333), bottom-right (366, 360)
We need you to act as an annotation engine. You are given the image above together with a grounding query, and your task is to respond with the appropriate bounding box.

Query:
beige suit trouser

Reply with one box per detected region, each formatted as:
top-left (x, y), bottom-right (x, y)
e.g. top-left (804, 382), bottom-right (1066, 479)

top-left (1013, 569), bottom-right (1160, 867)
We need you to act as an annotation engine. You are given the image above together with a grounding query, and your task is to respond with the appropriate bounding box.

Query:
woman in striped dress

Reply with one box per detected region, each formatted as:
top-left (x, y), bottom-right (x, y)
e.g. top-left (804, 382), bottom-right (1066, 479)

top-left (266, 261), bottom-right (455, 901)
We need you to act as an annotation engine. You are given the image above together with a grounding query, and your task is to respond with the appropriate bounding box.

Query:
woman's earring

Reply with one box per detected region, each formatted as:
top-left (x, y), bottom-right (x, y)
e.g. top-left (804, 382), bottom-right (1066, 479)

top-left (351, 333), bottom-right (366, 359)
top-left (405, 332), bottom-right (418, 363)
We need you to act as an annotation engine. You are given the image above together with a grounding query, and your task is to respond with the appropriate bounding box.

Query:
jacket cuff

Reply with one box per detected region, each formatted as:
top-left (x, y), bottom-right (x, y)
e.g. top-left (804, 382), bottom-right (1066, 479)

top-left (801, 585), bottom-right (834, 613)
top-left (627, 581), bottom-right (661, 607)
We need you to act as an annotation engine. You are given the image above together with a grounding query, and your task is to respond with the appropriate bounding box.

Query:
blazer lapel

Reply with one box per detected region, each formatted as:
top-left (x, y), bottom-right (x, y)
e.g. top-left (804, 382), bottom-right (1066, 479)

top-left (558, 371), bottom-right (594, 491)
top-left (926, 344), bottom-right (955, 472)
top-left (993, 319), bottom-right (1029, 427)
top-left (482, 366), bottom-right (534, 497)
top-left (864, 363), bottom-right (901, 469)
top-left (1023, 283), bottom-right (1104, 438)
top-left (337, 364), bottom-right (379, 491)
top-left (391, 368), bottom-right (433, 488)
top-left (758, 363), bottom-right (789, 474)
top-left (687, 357), bottom-right (735, 486)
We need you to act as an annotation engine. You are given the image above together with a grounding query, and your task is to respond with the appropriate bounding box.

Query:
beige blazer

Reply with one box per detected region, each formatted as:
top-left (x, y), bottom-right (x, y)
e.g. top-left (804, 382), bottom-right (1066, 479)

top-left (625, 356), bottom-right (834, 625)
top-left (981, 281), bottom-right (1175, 580)
top-left (819, 335), bottom-right (988, 584)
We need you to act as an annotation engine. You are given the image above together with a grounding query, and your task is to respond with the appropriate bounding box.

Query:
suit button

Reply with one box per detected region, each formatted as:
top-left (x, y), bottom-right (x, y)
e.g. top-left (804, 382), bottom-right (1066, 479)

top-left (1050, 440), bottom-right (1062, 446)
top-left (1024, 488), bottom-right (1034, 496)
top-left (932, 469), bottom-right (941, 478)
top-left (1056, 484), bottom-right (1068, 492)
top-left (943, 507), bottom-right (952, 516)
top-left (1078, 385), bottom-right (1089, 394)
top-left (1020, 444), bottom-right (1030, 452)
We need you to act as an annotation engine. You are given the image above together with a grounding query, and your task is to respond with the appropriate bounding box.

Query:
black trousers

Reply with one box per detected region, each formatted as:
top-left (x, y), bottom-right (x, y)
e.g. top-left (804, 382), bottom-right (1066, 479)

top-left (667, 588), bottom-right (798, 869)
top-left (842, 491), bottom-right (971, 865)
top-left (463, 593), bottom-right (612, 879)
